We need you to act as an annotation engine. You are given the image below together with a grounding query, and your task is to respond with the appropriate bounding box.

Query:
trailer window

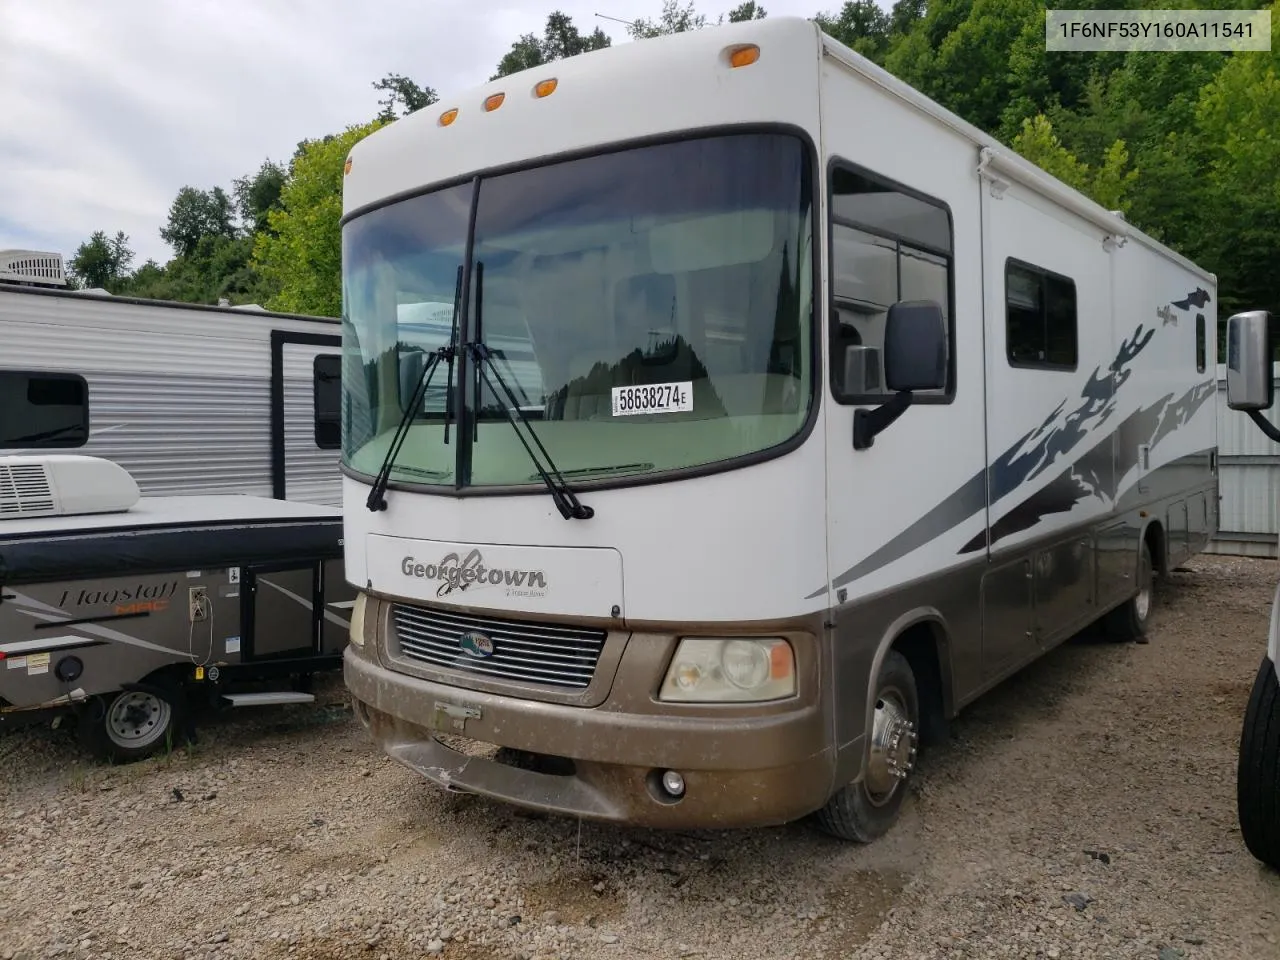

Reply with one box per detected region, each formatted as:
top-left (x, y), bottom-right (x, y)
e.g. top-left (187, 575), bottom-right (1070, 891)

top-left (0, 370), bottom-right (90, 449)
top-left (827, 163), bottom-right (954, 404)
top-left (313, 354), bottom-right (342, 449)
top-left (1005, 260), bottom-right (1077, 370)
top-left (1196, 313), bottom-right (1207, 373)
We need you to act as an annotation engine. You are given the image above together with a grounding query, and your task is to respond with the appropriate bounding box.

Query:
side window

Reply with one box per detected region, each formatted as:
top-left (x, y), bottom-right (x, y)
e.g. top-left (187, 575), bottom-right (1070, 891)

top-left (828, 164), bottom-right (954, 404)
top-left (1005, 260), bottom-right (1077, 370)
top-left (0, 370), bottom-right (90, 448)
top-left (1195, 313), bottom-right (1206, 373)
top-left (313, 354), bottom-right (341, 449)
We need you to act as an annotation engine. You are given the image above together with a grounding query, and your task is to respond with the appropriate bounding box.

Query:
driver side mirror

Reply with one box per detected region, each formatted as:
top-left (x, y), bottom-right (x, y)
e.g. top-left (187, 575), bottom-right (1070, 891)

top-left (884, 300), bottom-right (947, 392)
top-left (852, 301), bottom-right (947, 451)
top-left (1225, 310), bottom-right (1273, 412)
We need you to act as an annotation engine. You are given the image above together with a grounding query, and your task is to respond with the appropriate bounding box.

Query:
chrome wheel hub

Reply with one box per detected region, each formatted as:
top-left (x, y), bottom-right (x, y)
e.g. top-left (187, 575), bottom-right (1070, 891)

top-left (865, 689), bottom-right (917, 804)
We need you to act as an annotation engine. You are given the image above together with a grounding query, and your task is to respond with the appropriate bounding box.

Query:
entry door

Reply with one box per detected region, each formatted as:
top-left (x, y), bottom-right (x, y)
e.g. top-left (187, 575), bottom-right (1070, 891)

top-left (979, 182), bottom-right (1114, 672)
top-left (269, 331), bottom-right (342, 504)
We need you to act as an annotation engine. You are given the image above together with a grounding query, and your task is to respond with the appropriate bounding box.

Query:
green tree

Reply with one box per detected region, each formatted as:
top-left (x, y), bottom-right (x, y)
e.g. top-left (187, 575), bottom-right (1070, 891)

top-left (629, 1), bottom-right (707, 38)
top-left (815, 1), bottom-right (891, 62)
top-left (1011, 114), bottom-right (1138, 213)
top-left (492, 11), bottom-right (611, 78)
top-left (159, 186), bottom-right (236, 259)
top-left (372, 73), bottom-right (439, 122)
top-left (724, 2), bottom-right (767, 21)
top-left (253, 120), bottom-right (388, 317)
top-left (67, 230), bottom-right (134, 291)
top-left (232, 160), bottom-right (287, 237)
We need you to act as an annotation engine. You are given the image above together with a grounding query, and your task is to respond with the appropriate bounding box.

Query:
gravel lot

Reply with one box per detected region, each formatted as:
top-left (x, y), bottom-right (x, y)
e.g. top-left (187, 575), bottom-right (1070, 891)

top-left (2, 553), bottom-right (1279, 960)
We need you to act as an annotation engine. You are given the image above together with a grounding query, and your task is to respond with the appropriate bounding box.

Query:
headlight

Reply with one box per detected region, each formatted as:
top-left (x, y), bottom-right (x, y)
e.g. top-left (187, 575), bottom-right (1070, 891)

top-left (348, 592), bottom-right (368, 647)
top-left (659, 637), bottom-right (795, 703)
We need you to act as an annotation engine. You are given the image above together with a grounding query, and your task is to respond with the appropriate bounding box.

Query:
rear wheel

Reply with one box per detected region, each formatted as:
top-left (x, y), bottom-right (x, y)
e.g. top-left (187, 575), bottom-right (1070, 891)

top-left (1237, 657), bottom-right (1280, 870)
top-left (815, 650), bottom-right (919, 843)
top-left (79, 679), bottom-right (187, 763)
top-left (1105, 540), bottom-right (1153, 643)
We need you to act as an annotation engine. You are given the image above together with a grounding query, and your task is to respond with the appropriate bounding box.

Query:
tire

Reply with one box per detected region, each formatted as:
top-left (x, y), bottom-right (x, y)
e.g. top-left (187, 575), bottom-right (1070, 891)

top-left (78, 678), bottom-right (188, 764)
top-left (1237, 657), bottom-right (1280, 870)
top-left (815, 649), bottom-right (919, 843)
top-left (1105, 539), bottom-right (1153, 643)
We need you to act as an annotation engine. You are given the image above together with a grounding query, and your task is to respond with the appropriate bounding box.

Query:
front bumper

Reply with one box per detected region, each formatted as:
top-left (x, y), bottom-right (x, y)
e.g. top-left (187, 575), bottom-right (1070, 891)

top-left (344, 644), bottom-right (836, 830)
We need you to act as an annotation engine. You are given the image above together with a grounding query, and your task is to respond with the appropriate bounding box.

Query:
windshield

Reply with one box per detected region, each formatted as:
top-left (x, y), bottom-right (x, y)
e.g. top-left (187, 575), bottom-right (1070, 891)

top-left (341, 131), bottom-right (815, 490)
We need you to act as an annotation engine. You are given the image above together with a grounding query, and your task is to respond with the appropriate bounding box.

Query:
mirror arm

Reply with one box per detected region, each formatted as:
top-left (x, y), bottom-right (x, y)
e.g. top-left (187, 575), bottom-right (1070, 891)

top-left (1247, 409), bottom-right (1280, 444)
top-left (853, 391), bottom-right (913, 451)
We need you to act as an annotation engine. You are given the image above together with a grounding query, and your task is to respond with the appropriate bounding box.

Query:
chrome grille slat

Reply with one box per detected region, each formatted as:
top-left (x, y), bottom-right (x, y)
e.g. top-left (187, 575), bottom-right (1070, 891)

top-left (398, 636), bottom-right (597, 673)
top-left (397, 620), bottom-right (600, 658)
top-left (404, 606), bottom-right (601, 642)
top-left (399, 641), bottom-right (593, 684)
top-left (391, 603), bottom-right (606, 690)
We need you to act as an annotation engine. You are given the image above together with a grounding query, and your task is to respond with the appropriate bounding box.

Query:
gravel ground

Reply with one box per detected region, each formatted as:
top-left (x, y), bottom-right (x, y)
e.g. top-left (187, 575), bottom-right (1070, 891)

top-left (2, 553), bottom-right (1279, 960)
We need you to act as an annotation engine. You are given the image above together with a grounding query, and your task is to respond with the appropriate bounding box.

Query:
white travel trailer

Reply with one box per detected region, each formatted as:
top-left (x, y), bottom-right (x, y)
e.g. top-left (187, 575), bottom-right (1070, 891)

top-left (0, 250), bottom-right (343, 505)
top-left (1219, 310), bottom-right (1280, 871)
top-left (338, 17), bottom-right (1219, 841)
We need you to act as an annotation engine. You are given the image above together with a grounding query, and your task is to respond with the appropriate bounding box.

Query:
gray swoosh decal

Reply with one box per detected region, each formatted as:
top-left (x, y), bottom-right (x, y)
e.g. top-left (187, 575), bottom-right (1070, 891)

top-left (810, 316), bottom-right (1191, 597)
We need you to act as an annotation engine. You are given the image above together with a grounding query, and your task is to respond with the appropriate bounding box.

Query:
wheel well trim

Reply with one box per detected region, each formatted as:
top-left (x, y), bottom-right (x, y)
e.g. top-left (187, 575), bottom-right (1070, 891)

top-left (862, 608), bottom-right (953, 742)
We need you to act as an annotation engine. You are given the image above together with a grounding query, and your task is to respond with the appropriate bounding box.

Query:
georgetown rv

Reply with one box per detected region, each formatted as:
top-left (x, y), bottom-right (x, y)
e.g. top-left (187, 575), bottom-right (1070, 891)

top-left (0, 379), bottom-right (355, 761)
top-left (337, 17), bottom-right (1219, 841)
top-left (0, 249), bottom-right (343, 505)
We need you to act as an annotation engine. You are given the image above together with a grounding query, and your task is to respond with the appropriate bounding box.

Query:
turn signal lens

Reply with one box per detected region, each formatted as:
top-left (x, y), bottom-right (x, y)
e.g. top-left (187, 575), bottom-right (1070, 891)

top-left (483, 92), bottom-right (505, 112)
top-left (534, 78), bottom-right (558, 98)
top-left (348, 592), bottom-right (368, 648)
top-left (728, 44), bottom-right (760, 68)
top-left (439, 108), bottom-right (459, 126)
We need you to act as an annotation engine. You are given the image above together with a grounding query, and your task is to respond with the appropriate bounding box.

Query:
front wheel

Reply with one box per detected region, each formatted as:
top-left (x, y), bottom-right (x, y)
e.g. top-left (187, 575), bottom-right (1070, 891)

top-left (1238, 657), bottom-right (1280, 870)
top-left (814, 649), bottom-right (919, 843)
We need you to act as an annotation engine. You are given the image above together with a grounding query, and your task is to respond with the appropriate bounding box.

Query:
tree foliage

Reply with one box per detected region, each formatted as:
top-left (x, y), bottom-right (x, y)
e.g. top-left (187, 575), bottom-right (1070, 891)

top-left (253, 120), bottom-right (388, 317)
top-left (493, 11), bottom-right (611, 79)
top-left (67, 0), bottom-right (1280, 322)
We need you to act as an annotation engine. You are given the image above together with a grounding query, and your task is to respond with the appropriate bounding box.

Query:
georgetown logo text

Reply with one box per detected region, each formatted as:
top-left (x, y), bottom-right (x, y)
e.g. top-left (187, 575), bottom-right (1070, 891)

top-left (401, 549), bottom-right (548, 598)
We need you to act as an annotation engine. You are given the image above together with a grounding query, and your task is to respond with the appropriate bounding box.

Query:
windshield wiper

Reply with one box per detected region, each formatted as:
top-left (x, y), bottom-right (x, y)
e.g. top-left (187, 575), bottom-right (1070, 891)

top-left (364, 344), bottom-right (452, 512)
top-left (466, 261), bottom-right (593, 521)
top-left (365, 265), bottom-right (464, 512)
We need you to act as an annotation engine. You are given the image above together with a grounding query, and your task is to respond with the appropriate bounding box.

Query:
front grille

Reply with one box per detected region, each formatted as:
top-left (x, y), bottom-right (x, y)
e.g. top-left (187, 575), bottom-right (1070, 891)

top-left (391, 603), bottom-right (607, 689)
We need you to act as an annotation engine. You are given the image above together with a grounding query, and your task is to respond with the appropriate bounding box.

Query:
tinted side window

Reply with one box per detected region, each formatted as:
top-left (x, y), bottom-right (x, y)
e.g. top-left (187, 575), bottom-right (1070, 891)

top-left (1006, 261), bottom-right (1077, 370)
top-left (1196, 313), bottom-right (1207, 373)
top-left (828, 164), bottom-right (954, 403)
top-left (0, 370), bottom-right (90, 448)
top-left (313, 354), bottom-right (341, 449)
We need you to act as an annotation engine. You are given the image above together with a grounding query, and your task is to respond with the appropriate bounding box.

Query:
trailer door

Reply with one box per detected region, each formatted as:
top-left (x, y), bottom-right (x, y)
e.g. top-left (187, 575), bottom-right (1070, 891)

top-left (269, 331), bottom-right (342, 504)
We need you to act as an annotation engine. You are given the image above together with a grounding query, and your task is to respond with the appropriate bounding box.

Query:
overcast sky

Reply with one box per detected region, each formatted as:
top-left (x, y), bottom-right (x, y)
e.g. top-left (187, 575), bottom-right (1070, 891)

top-left (0, 0), bottom-right (852, 268)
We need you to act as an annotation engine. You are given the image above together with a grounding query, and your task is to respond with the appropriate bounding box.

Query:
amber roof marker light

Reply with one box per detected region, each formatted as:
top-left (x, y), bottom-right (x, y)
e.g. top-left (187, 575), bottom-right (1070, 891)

top-left (343, 157), bottom-right (352, 176)
top-left (439, 107), bottom-right (459, 126)
top-left (483, 92), bottom-right (506, 112)
top-left (534, 78), bottom-right (558, 98)
top-left (726, 43), bottom-right (760, 68)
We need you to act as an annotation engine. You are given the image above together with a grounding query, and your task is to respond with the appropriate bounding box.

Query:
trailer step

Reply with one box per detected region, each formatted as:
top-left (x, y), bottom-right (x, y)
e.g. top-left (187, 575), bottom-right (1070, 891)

top-left (221, 692), bottom-right (317, 707)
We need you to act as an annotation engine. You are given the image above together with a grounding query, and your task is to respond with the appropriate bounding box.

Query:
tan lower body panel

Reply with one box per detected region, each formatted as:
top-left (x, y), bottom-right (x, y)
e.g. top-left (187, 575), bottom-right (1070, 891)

top-left (344, 649), bottom-right (836, 830)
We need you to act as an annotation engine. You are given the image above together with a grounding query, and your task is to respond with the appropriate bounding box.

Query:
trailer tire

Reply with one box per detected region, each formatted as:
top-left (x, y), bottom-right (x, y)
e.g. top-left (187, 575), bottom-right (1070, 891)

top-left (814, 650), bottom-right (919, 843)
top-left (1104, 540), bottom-right (1153, 643)
top-left (1237, 657), bottom-right (1280, 871)
top-left (79, 678), bottom-right (188, 764)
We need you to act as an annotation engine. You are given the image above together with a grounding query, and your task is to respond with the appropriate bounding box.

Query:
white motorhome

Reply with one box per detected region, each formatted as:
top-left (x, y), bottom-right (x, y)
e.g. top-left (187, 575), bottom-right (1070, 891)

top-left (338, 18), bottom-right (1219, 841)
top-left (0, 250), bottom-right (343, 505)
